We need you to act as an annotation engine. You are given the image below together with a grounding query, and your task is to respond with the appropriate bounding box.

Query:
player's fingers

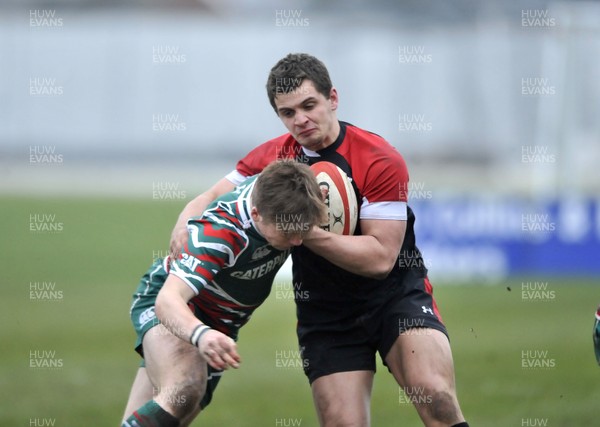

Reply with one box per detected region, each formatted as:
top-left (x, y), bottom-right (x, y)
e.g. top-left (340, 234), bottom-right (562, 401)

top-left (228, 346), bottom-right (241, 364)
top-left (210, 341), bottom-right (239, 369)
top-left (220, 338), bottom-right (241, 361)
top-left (169, 228), bottom-right (187, 259)
top-left (203, 348), bottom-right (227, 370)
top-left (219, 337), bottom-right (238, 354)
top-left (221, 351), bottom-right (240, 369)
top-left (200, 334), bottom-right (239, 369)
top-left (169, 242), bottom-right (181, 259)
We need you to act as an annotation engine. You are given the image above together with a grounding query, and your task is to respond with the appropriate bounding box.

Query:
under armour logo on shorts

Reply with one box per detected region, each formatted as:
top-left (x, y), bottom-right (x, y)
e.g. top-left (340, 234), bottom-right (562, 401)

top-left (421, 306), bottom-right (434, 315)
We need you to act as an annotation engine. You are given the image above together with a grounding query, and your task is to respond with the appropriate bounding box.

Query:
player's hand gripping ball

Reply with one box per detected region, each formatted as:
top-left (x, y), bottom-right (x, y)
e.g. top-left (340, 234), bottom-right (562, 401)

top-left (310, 161), bottom-right (358, 235)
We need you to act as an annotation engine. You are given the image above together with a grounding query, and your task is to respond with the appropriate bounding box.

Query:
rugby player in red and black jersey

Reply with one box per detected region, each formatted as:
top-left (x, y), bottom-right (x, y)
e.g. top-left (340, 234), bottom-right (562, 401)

top-left (122, 161), bottom-right (326, 426)
top-left (169, 53), bottom-right (469, 427)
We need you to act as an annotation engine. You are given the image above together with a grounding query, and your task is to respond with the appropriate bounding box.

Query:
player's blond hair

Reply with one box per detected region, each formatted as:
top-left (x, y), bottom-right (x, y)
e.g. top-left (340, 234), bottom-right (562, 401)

top-left (253, 160), bottom-right (326, 236)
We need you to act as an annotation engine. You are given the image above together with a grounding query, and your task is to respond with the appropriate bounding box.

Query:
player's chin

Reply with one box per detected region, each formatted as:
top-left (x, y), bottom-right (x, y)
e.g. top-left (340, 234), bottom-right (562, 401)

top-left (295, 131), bottom-right (320, 147)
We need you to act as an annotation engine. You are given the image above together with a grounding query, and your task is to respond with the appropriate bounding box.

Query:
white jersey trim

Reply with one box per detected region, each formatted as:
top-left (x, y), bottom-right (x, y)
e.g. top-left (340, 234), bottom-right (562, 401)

top-left (226, 169), bottom-right (247, 186)
top-left (169, 264), bottom-right (207, 296)
top-left (301, 147), bottom-right (320, 158)
top-left (236, 180), bottom-right (256, 231)
top-left (360, 200), bottom-right (407, 221)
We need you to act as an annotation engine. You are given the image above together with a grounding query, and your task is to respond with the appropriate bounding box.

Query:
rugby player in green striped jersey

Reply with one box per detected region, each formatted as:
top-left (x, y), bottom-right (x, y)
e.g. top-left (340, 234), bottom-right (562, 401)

top-left (122, 161), bottom-right (326, 427)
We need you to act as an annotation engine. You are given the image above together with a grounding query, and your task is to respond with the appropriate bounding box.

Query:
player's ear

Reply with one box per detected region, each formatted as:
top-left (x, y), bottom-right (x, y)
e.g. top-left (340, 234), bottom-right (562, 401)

top-left (329, 87), bottom-right (339, 111)
top-left (250, 207), bottom-right (262, 222)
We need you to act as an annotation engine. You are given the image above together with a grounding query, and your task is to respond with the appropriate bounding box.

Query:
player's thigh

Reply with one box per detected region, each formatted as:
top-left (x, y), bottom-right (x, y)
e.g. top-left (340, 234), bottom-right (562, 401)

top-left (311, 371), bottom-right (373, 427)
top-left (122, 367), bottom-right (154, 420)
top-left (385, 328), bottom-right (456, 390)
top-left (143, 323), bottom-right (206, 394)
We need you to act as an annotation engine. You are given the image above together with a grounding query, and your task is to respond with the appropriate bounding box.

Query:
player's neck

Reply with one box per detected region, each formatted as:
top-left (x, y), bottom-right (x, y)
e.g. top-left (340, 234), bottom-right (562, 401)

top-left (319, 119), bottom-right (341, 150)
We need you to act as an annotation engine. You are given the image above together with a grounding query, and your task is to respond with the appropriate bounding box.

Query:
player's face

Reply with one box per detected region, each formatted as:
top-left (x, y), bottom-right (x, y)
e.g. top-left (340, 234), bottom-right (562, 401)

top-left (274, 80), bottom-right (339, 152)
top-left (258, 221), bottom-right (304, 250)
top-left (252, 209), bottom-right (304, 250)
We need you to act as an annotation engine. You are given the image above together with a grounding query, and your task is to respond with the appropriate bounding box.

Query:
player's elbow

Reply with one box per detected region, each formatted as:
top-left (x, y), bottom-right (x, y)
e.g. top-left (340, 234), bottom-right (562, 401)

top-left (371, 266), bottom-right (394, 281)
top-left (154, 291), bottom-right (168, 321)
top-left (366, 256), bottom-right (397, 280)
top-left (154, 287), bottom-right (179, 323)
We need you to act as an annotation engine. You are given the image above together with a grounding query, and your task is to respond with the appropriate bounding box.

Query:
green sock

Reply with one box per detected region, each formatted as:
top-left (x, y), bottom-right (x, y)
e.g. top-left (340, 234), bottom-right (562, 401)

top-left (122, 400), bottom-right (180, 427)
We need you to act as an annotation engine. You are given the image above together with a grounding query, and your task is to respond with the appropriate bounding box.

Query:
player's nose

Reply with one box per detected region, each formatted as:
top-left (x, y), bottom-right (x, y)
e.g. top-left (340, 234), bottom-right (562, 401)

top-left (294, 111), bottom-right (308, 126)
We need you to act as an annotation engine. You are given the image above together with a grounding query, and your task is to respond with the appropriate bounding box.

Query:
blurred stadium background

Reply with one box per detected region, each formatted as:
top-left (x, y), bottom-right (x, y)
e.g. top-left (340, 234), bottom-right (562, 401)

top-left (2, 0), bottom-right (599, 425)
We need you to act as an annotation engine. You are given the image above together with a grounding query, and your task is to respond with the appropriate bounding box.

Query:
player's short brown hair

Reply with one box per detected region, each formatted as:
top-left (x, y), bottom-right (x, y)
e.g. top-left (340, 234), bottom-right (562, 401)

top-left (253, 160), bottom-right (326, 236)
top-left (266, 53), bottom-right (333, 113)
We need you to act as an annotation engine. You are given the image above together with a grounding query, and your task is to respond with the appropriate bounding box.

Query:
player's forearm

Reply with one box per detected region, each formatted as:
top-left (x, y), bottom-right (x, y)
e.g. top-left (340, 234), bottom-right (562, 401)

top-left (155, 280), bottom-right (203, 343)
top-left (303, 228), bottom-right (397, 279)
top-left (173, 194), bottom-right (214, 231)
top-left (156, 275), bottom-right (241, 370)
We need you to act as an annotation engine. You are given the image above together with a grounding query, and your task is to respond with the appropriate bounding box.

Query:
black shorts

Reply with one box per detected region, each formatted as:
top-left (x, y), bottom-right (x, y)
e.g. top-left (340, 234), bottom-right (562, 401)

top-left (297, 270), bottom-right (448, 384)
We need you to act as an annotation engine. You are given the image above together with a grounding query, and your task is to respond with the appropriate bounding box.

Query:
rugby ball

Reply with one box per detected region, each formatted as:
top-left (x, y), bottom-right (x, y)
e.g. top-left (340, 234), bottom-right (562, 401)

top-left (310, 162), bottom-right (358, 235)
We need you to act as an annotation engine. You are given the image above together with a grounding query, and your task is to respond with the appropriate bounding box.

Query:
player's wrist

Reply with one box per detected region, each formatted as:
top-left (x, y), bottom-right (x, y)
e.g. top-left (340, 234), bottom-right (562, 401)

top-left (190, 324), bottom-right (212, 347)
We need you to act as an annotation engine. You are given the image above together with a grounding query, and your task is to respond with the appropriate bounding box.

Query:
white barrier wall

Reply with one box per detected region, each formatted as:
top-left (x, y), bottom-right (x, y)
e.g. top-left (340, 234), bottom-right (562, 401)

top-left (2, 5), bottom-right (599, 198)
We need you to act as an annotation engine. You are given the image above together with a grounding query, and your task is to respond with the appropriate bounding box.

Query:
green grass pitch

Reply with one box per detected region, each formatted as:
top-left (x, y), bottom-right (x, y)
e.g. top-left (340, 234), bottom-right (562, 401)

top-left (2, 196), bottom-right (599, 426)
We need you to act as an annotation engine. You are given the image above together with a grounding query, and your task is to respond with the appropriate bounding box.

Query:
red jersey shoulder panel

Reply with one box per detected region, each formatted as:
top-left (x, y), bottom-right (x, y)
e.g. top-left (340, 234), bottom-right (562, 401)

top-left (235, 134), bottom-right (300, 177)
top-left (339, 123), bottom-right (409, 203)
top-left (235, 122), bottom-right (409, 204)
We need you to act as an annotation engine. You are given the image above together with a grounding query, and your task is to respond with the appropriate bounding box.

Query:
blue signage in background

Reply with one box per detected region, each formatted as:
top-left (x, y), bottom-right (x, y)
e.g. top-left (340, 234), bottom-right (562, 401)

top-left (409, 197), bottom-right (600, 282)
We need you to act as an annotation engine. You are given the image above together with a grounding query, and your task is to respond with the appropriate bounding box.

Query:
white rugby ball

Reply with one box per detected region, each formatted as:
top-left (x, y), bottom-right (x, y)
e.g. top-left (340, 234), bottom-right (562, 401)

top-left (310, 161), bottom-right (358, 235)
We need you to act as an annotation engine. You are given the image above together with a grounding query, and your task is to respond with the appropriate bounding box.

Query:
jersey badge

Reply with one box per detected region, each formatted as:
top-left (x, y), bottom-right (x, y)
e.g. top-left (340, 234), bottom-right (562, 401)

top-left (252, 245), bottom-right (272, 260)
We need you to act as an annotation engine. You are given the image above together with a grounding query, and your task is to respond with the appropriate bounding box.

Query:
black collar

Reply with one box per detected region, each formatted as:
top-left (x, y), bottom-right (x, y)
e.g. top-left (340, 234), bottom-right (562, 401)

top-left (314, 121), bottom-right (348, 156)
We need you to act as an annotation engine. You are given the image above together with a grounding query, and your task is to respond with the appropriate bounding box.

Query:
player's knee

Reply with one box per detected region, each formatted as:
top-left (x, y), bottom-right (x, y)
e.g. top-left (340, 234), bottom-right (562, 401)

top-left (322, 414), bottom-right (368, 427)
top-left (156, 379), bottom-right (205, 419)
top-left (422, 389), bottom-right (460, 424)
top-left (318, 402), bottom-right (368, 427)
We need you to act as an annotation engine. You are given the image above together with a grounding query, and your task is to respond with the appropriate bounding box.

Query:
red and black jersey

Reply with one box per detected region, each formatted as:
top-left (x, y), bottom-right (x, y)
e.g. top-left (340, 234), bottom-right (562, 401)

top-left (226, 121), bottom-right (428, 324)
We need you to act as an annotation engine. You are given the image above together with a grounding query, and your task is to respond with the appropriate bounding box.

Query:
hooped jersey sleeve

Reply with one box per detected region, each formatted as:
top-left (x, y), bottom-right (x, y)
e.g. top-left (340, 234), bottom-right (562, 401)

top-left (170, 217), bottom-right (249, 295)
